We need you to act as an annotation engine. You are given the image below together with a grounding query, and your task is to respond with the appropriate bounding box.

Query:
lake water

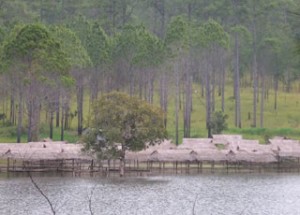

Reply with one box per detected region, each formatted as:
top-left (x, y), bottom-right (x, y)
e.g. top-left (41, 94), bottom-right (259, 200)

top-left (1, 173), bottom-right (300, 215)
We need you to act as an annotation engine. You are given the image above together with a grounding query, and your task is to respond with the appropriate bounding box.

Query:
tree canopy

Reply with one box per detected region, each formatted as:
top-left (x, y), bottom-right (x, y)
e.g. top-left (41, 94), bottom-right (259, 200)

top-left (84, 91), bottom-right (167, 155)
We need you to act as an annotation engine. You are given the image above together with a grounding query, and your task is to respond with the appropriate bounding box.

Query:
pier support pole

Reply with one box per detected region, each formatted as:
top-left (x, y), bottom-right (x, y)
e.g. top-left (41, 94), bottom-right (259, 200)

top-left (7, 158), bottom-right (10, 172)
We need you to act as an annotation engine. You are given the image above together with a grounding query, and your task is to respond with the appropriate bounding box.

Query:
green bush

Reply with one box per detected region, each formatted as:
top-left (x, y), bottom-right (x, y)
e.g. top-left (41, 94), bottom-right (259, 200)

top-left (210, 111), bottom-right (228, 134)
top-left (0, 126), bottom-right (17, 137)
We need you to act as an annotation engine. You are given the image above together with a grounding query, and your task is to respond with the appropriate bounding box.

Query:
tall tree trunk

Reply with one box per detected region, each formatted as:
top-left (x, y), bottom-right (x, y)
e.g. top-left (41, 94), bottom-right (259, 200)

top-left (221, 56), bottom-right (226, 112)
top-left (175, 60), bottom-right (180, 145)
top-left (28, 98), bottom-right (40, 142)
top-left (76, 78), bottom-right (84, 136)
top-left (61, 95), bottom-right (65, 141)
top-left (201, 76), bottom-right (205, 98)
top-left (50, 111), bottom-right (54, 139)
top-left (260, 74), bottom-right (265, 128)
top-left (184, 74), bottom-right (192, 138)
top-left (252, 0), bottom-right (259, 127)
top-left (10, 93), bottom-right (15, 125)
top-left (55, 93), bottom-right (60, 127)
top-left (160, 73), bottom-right (168, 127)
top-left (211, 66), bottom-right (216, 112)
top-left (138, 71), bottom-right (144, 99)
top-left (17, 91), bottom-right (23, 143)
top-left (234, 32), bottom-right (241, 128)
top-left (27, 100), bottom-right (32, 142)
top-left (205, 59), bottom-right (212, 138)
top-left (129, 67), bottom-right (135, 96)
top-left (64, 98), bottom-right (70, 129)
top-left (274, 78), bottom-right (278, 110)
top-left (90, 68), bottom-right (99, 101)
top-left (119, 144), bottom-right (126, 177)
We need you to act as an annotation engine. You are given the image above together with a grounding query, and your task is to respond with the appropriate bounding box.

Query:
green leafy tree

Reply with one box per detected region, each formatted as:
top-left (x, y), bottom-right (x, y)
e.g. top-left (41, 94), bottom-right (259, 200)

top-left (52, 25), bottom-right (91, 136)
top-left (111, 24), bottom-right (162, 96)
top-left (86, 21), bottom-right (110, 100)
top-left (165, 15), bottom-right (189, 145)
top-left (51, 25), bottom-right (90, 138)
top-left (2, 23), bottom-right (70, 142)
top-left (194, 19), bottom-right (229, 138)
top-left (83, 91), bottom-right (167, 176)
top-left (210, 111), bottom-right (228, 134)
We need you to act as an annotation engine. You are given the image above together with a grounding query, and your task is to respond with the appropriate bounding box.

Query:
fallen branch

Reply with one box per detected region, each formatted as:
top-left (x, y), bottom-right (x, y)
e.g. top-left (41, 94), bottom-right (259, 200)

top-left (88, 185), bottom-right (97, 215)
top-left (192, 194), bottom-right (199, 215)
top-left (28, 172), bottom-right (56, 215)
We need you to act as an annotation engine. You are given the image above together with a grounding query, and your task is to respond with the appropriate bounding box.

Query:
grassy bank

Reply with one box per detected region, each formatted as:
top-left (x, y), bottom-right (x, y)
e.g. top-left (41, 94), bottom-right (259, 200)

top-left (1, 81), bottom-right (300, 144)
top-left (0, 125), bottom-right (78, 143)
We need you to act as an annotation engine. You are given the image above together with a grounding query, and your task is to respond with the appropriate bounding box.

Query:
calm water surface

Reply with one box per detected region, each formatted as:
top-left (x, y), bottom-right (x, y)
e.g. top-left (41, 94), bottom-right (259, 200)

top-left (1, 173), bottom-right (300, 215)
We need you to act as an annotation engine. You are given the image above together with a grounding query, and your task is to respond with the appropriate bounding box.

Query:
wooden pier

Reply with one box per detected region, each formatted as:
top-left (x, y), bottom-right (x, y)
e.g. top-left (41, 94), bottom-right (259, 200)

top-left (1, 157), bottom-right (300, 176)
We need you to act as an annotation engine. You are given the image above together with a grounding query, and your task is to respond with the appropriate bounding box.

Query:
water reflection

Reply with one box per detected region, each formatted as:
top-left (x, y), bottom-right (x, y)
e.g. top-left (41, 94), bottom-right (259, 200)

top-left (1, 173), bottom-right (300, 215)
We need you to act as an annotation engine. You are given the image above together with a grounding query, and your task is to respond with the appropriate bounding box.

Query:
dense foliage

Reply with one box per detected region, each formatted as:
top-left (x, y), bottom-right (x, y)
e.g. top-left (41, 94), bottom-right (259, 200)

top-left (0, 0), bottom-right (300, 143)
top-left (83, 92), bottom-right (167, 157)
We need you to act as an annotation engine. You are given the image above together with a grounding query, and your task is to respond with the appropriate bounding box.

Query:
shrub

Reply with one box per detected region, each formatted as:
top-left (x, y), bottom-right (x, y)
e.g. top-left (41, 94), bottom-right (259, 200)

top-left (210, 111), bottom-right (228, 134)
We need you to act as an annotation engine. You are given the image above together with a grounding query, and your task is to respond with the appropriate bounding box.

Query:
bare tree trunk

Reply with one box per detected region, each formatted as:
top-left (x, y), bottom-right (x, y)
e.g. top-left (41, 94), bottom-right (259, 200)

top-left (27, 95), bottom-right (40, 142)
top-left (147, 70), bottom-right (155, 104)
top-left (27, 100), bottom-right (32, 142)
top-left (10, 93), bottom-right (15, 125)
top-left (138, 71), bottom-right (144, 99)
top-left (17, 91), bottom-right (23, 143)
top-left (160, 73), bottom-right (168, 127)
top-left (61, 96), bottom-right (65, 141)
top-left (31, 99), bottom-right (40, 141)
top-left (129, 72), bottom-right (135, 96)
top-left (234, 32), bottom-right (241, 128)
top-left (55, 93), bottom-right (60, 127)
top-left (260, 73), bottom-right (265, 128)
top-left (175, 60), bottom-right (180, 145)
top-left (184, 74), bottom-right (192, 138)
top-left (201, 77), bottom-right (205, 98)
top-left (184, 54), bottom-right (193, 138)
top-left (119, 144), bottom-right (126, 177)
top-left (90, 68), bottom-right (99, 101)
top-left (274, 78), bottom-right (278, 110)
top-left (211, 66), bottom-right (216, 112)
top-left (221, 56), bottom-right (226, 112)
top-left (76, 76), bottom-right (84, 136)
top-left (252, 0), bottom-right (258, 128)
top-left (205, 59), bottom-right (212, 138)
top-left (50, 111), bottom-right (54, 139)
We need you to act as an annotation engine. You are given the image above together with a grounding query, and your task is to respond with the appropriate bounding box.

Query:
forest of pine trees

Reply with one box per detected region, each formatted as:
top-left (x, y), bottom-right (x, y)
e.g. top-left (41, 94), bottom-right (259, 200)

top-left (0, 0), bottom-right (300, 143)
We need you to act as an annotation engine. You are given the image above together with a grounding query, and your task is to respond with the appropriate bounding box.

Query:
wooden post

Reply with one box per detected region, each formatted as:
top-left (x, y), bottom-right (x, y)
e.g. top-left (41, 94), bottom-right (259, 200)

top-left (7, 158), bottom-right (10, 172)
top-left (79, 160), bottom-right (82, 176)
top-left (199, 161), bottom-right (203, 173)
top-left (72, 159), bottom-right (75, 176)
top-left (90, 160), bottom-right (94, 176)
top-left (226, 161), bottom-right (229, 173)
top-left (108, 159), bottom-right (111, 172)
top-left (159, 162), bottom-right (161, 173)
top-left (180, 161), bottom-right (182, 173)
top-left (175, 161), bottom-right (178, 174)
top-left (211, 161), bottom-right (215, 173)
